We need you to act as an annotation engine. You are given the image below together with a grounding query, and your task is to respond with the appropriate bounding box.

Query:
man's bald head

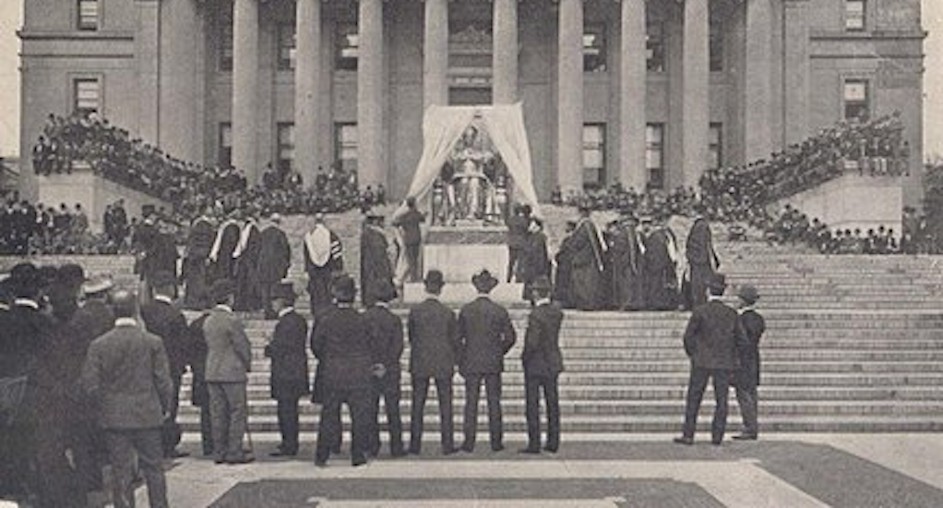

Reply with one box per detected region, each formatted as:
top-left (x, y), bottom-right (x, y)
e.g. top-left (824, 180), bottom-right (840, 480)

top-left (111, 290), bottom-right (138, 318)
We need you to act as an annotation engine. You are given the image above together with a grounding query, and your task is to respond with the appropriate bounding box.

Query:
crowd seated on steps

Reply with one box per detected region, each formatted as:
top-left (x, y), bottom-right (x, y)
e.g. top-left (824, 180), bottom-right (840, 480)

top-left (30, 111), bottom-right (379, 223)
top-left (0, 193), bottom-right (105, 255)
top-left (553, 113), bottom-right (910, 255)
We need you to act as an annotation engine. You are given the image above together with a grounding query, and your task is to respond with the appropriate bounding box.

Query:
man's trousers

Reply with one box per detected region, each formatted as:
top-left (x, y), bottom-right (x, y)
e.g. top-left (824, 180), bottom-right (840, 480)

top-left (681, 367), bottom-right (730, 442)
top-left (276, 397), bottom-right (300, 454)
top-left (735, 381), bottom-right (759, 437)
top-left (316, 386), bottom-right (372, 465)
top-left (207, 382), bottom-right (248, 462)
top-left (462, 373), bottom-right (503, 450)
top-left (524, 373), bottom-right (560, 451)
top-left (104, 428), bottom-right (168, 508)
top-left (409, 375), bottom-right (454, 454)
top-left (369, 371), bottom-right (404, 456)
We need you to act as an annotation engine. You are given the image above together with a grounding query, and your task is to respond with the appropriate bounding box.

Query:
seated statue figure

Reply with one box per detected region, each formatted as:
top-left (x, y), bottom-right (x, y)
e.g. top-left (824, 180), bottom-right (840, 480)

top-left (447, 125), bottom-right (495, 222)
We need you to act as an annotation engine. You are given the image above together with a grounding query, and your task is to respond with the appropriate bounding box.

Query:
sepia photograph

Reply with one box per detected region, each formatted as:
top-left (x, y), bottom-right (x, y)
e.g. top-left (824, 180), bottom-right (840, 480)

top-left (0, 0), bottom-right (942, 506)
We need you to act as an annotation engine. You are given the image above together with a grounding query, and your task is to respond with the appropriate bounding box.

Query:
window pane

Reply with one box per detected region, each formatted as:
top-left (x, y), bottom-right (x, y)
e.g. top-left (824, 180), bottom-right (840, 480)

top-left (846, 1), bottom-right (865, 30)
top-left (279, 24), bottom-right (297, 71)
top-left (645, 124), bottom-right (664, 172)
top-left (844, 82), bottom-right (867, 101)
top-left (646, 21), bottom-right (665, 72)
top-left (220, 23), bottom-right (234, 71)
top-left (220, 124), bottom-right (232, 148)
top-left (583, 25), bottom-right (607, 73)
top-left (336, 24), bottom-right (359, 71)
top-left (74, 79), bottom-right (99, 113)
top-left (78, 0), bottom-right (98, 31)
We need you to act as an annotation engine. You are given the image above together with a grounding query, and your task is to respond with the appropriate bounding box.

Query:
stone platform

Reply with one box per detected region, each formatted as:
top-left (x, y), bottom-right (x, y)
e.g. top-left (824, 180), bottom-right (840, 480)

top-left (417, 224), bottom-right (517, 302)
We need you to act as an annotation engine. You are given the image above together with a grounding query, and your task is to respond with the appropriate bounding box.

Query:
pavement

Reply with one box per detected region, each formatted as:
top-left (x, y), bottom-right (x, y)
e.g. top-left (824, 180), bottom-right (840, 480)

top-left (136, 433), bottom-right (943, 507)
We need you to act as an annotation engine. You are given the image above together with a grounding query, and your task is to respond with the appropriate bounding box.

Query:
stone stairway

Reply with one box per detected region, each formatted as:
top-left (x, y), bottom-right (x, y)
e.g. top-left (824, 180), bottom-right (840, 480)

top-left (5, 212), bottom-right (943, 435)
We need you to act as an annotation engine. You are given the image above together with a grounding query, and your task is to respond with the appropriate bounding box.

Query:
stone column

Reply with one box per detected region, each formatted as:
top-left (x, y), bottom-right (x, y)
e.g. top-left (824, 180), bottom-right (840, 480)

top-left (681, 0), bottom-right (709, 187)
top-left (232, 0), bottom-right (259, 182)
top-left (135, 0), bottom-right (160, 144)
top-left (744, 0), bottom-right (773, 162)
top-left (159, 0), bottom-right (202, 162)
top-left (493, 0), bottom-right (518, 104)
top-left (620, 0), bottom-right (646, 190)
top-left (295, 0), bottom-right (321, 184)
top-left (423, 0), bottom-right (449, 109)
top-left (783, 0), bottom-right (811, 145)
top-left (557, 0), bottom-right (584, 193)
top-left (358, 0), bottom-right (385, 188)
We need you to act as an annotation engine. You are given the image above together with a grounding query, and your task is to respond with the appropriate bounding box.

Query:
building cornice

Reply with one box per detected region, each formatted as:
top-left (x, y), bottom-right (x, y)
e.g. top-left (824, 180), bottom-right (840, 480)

top-left (809, 30), bottom-right (927, 42)
top-left (18, 30), bottom-right (135, 42)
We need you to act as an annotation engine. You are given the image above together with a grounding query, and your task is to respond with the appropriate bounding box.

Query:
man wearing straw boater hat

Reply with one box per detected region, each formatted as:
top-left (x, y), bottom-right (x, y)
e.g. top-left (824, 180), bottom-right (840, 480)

top-left (674, 273), bottom-right (747, 446)
top-left (733, 284), bottom-right (765, 441)
top-left (458, 269), bottom-right (516, 453)
top-left (407, 270), bottom-right (459, 456)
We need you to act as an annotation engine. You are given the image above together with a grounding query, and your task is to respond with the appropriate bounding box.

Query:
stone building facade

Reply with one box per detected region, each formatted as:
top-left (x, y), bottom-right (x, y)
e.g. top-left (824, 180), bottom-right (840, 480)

top-left (19, 0), bottom-right (925, 202)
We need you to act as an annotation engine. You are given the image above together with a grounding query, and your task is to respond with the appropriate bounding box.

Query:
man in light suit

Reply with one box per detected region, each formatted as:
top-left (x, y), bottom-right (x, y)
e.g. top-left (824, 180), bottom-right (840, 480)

top-left (407, 270), bottom-right (459, 456)
top-left (81, 290), bottom-right (172, 508)
top-left (458, 269), bottom-right (516, 452)
top-left (203, 279), bottom-right (253, 464)
top-left (519, 276), bottom-right (565, 454)
top-left (674, 273), bottom-right (747, 446)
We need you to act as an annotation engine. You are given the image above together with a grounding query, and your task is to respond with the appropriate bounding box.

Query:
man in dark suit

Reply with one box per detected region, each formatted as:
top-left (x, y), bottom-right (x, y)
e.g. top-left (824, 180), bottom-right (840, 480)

top-left (264, 283), bottom-right (309, 457)
top-left (203, 279), bottom-right (253, 464)
top-left (140, 270), bottom-right (191, 458)
top-left (674, 273), bottom-right (747, 446)
top-left (733, 285), bottom-right (765, 441)
top-left (363, 281), bottom-right (406, 458)
top-left (407, 270), bottom-right (459, 455)
top-left (81, 290), bottom-right (172, 508)
top-left (257, 213), bottom-right (292, 319)
top-left (519, 276), bottom-right (564, 454)
top-left (458, 269), bottom-right (516, 452)
top-left (186, 311), bottom-right (213, 456)
top-left (310, 274), bottom-right (373, 467)
top-left (392, 197), bottom-right (425, 283)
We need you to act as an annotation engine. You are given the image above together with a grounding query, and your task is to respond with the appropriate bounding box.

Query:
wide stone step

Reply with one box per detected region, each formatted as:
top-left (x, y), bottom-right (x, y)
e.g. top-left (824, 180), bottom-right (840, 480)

top-left (177, 414), bottom-right (943, 433)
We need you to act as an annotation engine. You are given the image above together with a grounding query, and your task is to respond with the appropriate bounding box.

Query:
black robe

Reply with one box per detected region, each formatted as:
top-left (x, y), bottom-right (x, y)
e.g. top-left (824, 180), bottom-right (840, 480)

top-left (553, 234), bottom-right (577, 309)
top-left (183, 218), bottom-right (215, 309)
top-left (360, 226), bottom-right (394, 307)
top-left (644, 227), bottom-right (679, 311)
top-left (685, 218), bottom-right (719, 308)
top-left (518, 231), bottom-right (551, 301)
top-left (233, 223), bottom-right (261, 311)
top-left (304, 230), bottom-right (343, 313)
top-left (609, 226), bottom-right (645, 311)
top-left (569, 220), bottom-right (605, 311)
top-left (209, 221), bottom-right (240, 284)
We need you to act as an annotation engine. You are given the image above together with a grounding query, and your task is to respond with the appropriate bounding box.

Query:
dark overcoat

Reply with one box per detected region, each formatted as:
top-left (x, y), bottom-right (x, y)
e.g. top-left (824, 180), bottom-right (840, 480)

top-left (521, 302), bottom-right (565, 377)
top-left (457, 297), bottom-right (516, 376)
top-left (265, 310), bottom-right (310, 400)
top-left (682, 300), bottom-right (747, 371)
top-left (407, 298), bottom-right (458, 379)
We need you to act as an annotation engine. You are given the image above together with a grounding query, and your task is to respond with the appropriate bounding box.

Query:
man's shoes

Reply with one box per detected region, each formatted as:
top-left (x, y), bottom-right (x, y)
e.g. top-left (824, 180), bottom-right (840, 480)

top-left (543, 445), bottom-right (558, 454)
top-left (460, 443), bottom-right (475, 453)
top-left (166, 449), bottom-right (190, 459)
top-left (391, 449), bottom-right (408, 458)
top-left (214, 457), bottom-right (226, 464)
top-left (442, 447), bottom-right (460, 456)
top-left (518, 447), bottom-right (541, 454)
top-left (491, 444), bottom-right (505, 452)
top-left (673, 437), bottom-right (694, 446)
top-left (352, 458), bottom-right (368, 467)
top-left (314, 459), bottom-right (328, 468)
top-left (270, 449), bottom-right (297, 457)
top-left (732, 434), bottom-right (758, 441)
top-left (408, 446), bottom-right (421, 456)
top-left (711, 439), bottom-right (723, 446)
top-left (226, 456), bottom-right (255, 464)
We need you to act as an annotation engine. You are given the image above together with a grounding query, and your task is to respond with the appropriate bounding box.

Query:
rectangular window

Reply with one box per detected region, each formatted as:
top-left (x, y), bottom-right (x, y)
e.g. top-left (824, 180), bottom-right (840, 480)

top-left (582, 124), bottom-right (606, 189)
top-left (336, 24), bottom-right (359, 71)
top-left (709, 123), bottom-right (723, 170)
top-left (709, 20), bottom-right (723, 72)
top-left (844, 79), bottom-right (870, 121)
top-left (219, 122), bottom-right (232, 168)
top-left (219, 22), bottom-right (234, 71)
top-left (335, 123), bottom-right (358, 173)
top-left (845, 0), bottom-right (866, 31)
top-left (277, 123), bottom-right (295, 173)
top-left (646, 123), bottom-right (665, 189)
top-left (278, 24), bottom-right (297, 71)
top-left (77, 0), bottom-right (99, 31)
top-left (583, 25), bottom-right (607, 73)
top-left (73, 79), bottom-right (100, 115)
top-left (646, 21), bottom-right (665, 72)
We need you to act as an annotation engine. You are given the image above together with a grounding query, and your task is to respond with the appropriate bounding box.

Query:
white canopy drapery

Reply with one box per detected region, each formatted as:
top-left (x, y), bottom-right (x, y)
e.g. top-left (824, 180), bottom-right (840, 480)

top-left (402, 103), bottom-right (540, 215)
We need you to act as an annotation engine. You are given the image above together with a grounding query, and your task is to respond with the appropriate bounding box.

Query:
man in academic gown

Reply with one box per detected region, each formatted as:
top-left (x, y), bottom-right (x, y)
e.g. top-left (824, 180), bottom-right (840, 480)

top-left (304, 213), bottom-right (343, 313)
top-left (518, 219), bottom-right (551, 303)
top-left (208, 212), bottom-right (241, 285)
top-left (609, 214), bottom-right (645, 311)
top-left (553, 221), bottom-right (578, 308)
top-left (183, 210), bottom-right (215, 310)
top-left (569, 206), bottom-right (606, 311)
top-left (257, 214), bottom-right (292, 320)
top-left (360, 214), bottom-right (395, 308)
top-left (644, 216), bottom-right (680, 311)
top-left (233, 214), bottom-right (261, 312)
top-left (685, 215), bottom-right (720, 309)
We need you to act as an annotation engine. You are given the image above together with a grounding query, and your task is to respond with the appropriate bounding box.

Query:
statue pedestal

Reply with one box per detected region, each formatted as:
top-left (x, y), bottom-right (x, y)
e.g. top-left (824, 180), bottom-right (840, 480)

top-left (404, 225), bottom-right (524, 304)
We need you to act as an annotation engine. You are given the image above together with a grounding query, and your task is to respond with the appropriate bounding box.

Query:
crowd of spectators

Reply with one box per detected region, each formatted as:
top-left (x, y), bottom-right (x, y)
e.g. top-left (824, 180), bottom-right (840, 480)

top-left (31, 112), bottom-right (375, 223)
top-left (560, 114), bottom-right (912, 254)
top-left (0, 193), bottom-right (105, 255)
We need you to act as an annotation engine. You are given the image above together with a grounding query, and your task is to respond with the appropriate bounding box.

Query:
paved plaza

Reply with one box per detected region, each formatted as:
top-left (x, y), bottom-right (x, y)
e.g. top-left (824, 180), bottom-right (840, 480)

top-left (147, 434), bottom-right (943, 507)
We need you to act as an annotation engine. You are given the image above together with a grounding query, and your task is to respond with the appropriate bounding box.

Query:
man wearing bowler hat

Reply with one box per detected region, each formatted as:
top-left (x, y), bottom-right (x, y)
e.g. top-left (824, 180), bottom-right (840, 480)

top-left (363, 280), bottom-right (406, 457)
top-left (310, 274), bottom-right (373, 466)
top-left (264, 283), bottom-right (309, 456)
top-left (674, 273), bottom-right (747, 446)
top-left (407, 270), bottom-right (459, 455)
top-left (203, 279), bottom-right (253, 464)
top-left (733, 284), bottom-right (765, 440)
top-left (520, 276), bottom-right (565, 454)
top-left (458, 269), bottom-right (516, 452)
